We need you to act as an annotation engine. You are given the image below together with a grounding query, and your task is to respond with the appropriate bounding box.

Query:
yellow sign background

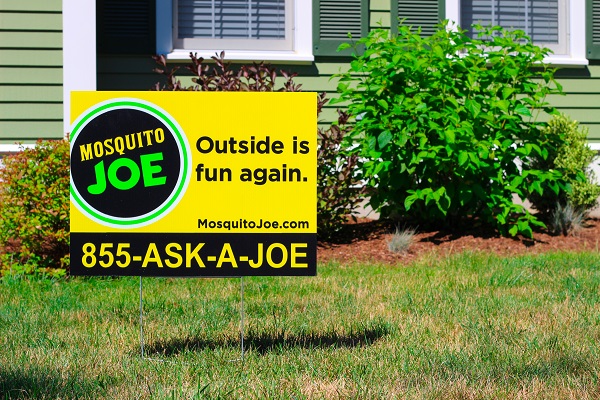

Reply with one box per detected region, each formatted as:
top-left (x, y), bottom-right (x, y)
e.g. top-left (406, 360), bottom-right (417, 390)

top-left (70, 91), bottom-right (316, 234)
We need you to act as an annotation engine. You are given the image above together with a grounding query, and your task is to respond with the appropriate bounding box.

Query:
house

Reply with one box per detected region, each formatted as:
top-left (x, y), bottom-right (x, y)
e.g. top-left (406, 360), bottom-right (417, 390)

top-left (2, 0), bottom-right (600, 154)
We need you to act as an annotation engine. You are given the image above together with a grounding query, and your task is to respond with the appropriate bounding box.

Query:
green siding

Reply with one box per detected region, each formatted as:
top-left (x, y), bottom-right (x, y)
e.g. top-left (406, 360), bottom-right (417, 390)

top-left (0, 32), bottom-right (62, 48)
top-left (0, 50), bottom-right (63, 66)
top-left (0, 103), bottom-right (62, 120)
top-left (0, 86), bottom-right (62, 102)
top-left (554, 66), bottom-right (600, 144)
top-left (0, 13), bottom-right (62, 31)
top-left (0, 122), bottom-right (63, 143)
top-left (0, 2), bottom-right (63, 142)
top-left (370, 0), bottom-right (391, 31)
top-left (0, 0), bottom-right (61, 12)
top-left (0, 68), bottom-right (62, 84)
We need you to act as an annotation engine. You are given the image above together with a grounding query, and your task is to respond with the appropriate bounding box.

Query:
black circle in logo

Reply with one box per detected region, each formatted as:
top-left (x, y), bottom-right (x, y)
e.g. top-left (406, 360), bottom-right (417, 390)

top-left (71, 103), bottom-right (188, 226)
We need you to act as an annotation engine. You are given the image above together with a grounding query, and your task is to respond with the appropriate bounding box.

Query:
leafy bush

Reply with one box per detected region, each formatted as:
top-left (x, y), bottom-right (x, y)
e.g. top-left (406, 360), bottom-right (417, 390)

top-left (335, 23), bottom-right (568, 238)
top-left (154, 52), bottom-right (363, 239)
top-left (317, 93), bottom-right (365, 239)
top-left (153, 51), bottom-right (301, 92)
top-left (528, 113), bottom-right (600, 216)
top-left (0, 140), bottom-right (70, 277)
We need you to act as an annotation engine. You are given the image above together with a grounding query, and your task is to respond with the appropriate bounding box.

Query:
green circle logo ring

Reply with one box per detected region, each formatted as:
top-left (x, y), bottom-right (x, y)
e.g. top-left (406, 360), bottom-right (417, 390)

top-left (70, 98), bottom-right (191, 228)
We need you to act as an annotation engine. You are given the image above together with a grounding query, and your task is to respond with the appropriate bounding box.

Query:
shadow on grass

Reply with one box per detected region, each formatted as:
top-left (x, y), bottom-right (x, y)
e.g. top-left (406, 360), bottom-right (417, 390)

top-left (0, 366), bottom-right (103, 399)
top-left (144, 323), bottom-right (392, 356)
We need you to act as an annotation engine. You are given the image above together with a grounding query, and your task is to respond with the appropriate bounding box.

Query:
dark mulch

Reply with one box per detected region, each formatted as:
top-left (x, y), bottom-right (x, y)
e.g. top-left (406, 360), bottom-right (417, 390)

top-left (317, 218), bottom-right (600, 266)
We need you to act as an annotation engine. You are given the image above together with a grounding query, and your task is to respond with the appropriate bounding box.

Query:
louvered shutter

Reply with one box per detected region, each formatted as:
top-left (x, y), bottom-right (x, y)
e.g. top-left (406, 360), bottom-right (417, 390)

top-left (313, 0), bottom-right (368, 56)
top-left (587, 0), bottom-right (600, 59)
top-left (392, 0), bottom-right (444, 37)
top-left (97, 0), bottom-right (156, 54)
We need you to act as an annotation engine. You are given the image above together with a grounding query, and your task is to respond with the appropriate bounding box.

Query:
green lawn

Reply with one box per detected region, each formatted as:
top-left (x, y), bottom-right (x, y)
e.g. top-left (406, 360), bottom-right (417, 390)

top-left (2, 251), bottom-right (600, 399)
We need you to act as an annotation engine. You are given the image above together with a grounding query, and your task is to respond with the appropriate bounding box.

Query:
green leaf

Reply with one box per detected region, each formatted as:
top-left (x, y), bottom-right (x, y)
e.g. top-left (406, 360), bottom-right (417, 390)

top-left (495, 100), bottom-right (510, 112)
top-left (458, 152), bottom-right (469, 167)
top-left (501, 87), bottom-right (515, 99)
top-left (367, 136), bottom-right (377, 151)
top-left (404, 193), bottom-right (418, 211)
top-left (377, 130), bottom-right (393, 149)
top-left (377, 99), bottom-right (389, 110)
top-left (337, 43), bottom-right (352, 51)
top-left (510, 176), bottom-right (523, 188)
top-left (468, 152), bottom-right (479, 164)
top-left (517, 220), bottom-right (533, 239)
top-left (465, 99), bottom-right (481, 118)
top-left (531, 180), bottom-right (542, 195)
top-left (514, 103), bottom-right (532, 117)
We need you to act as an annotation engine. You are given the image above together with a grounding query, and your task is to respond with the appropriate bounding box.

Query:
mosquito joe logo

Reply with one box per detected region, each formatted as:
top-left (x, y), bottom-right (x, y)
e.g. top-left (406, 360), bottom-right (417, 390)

top-left (70, 99), bottom-right (191, 228)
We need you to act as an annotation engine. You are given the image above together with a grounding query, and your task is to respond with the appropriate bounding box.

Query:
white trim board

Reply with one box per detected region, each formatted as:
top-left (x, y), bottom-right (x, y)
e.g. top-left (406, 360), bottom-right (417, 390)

top-left (62, 0), bottom-right (97, 135)
top-left (0, 143), bottom-right (36, 155)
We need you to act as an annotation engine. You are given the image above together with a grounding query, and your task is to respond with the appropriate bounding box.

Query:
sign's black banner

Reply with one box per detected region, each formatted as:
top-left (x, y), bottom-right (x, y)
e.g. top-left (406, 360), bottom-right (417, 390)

top-left (71, 233), bottom-right (316, 277)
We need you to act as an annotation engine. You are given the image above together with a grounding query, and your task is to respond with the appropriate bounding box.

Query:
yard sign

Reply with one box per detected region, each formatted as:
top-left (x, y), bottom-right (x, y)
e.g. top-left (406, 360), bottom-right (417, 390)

top-left (70, 92), bottom-right (316, 277)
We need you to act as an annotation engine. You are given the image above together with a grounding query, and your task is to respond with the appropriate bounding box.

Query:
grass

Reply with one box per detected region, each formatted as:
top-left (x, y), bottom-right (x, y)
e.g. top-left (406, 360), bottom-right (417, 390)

top-left (2, 251), bottom-right (600, 399)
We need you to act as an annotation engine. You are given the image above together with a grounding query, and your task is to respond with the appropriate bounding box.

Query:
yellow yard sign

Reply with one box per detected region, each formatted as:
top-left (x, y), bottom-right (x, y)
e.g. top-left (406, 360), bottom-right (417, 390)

top-left (69, 92), bottom-right (316, 277)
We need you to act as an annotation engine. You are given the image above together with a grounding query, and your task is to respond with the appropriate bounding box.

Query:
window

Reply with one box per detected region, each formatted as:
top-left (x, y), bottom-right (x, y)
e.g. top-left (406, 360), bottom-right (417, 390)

top-left (444, 0), bottom-right (587, 65)
top-left (175, 0), bottom-right (292, 51)
top-left (159, 0), bottom-right (313, 61)
top-left (460, 0), bottom-right (568, 54)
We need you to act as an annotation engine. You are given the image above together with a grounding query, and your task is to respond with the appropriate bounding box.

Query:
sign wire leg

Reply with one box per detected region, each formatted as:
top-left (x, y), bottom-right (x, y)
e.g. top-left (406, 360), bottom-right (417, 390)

top-left (240, 277), bottom-right (245, 362)
top-left (139, 276), bottom-right (145, 359)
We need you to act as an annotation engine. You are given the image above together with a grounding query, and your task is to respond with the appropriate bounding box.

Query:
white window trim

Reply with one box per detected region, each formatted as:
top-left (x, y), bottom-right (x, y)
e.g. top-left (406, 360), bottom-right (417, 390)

top-left (174, 0), bottom-right (293, 51)
top-left (445, 0), bottom-right (588, 66)
top-left (158, 0), bottom-right (313, 63)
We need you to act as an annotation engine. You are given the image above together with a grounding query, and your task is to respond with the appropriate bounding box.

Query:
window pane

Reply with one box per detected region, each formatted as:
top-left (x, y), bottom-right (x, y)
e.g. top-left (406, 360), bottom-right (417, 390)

top-left (178, 0), bottom-right (285, 40)
top-left (461, 0), bottom-right (559, 44)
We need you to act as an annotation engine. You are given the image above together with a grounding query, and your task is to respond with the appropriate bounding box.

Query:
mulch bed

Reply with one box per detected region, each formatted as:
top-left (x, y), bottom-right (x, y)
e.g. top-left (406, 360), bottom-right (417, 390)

top-left (317, 218), bottom-right (600, 266)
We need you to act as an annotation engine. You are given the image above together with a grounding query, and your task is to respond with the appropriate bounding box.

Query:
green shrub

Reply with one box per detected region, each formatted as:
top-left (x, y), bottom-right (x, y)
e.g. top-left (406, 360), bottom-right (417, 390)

top-left (335, 23), bottom-right (567, 238)
top-left (528, 113), bottom-right (600, 216)
top-left (0, 140), bottom-right (70, 277)
top-left (154, 52), bottom-right (363, 239)
top-left (317, 94), bottom-right (365, 239)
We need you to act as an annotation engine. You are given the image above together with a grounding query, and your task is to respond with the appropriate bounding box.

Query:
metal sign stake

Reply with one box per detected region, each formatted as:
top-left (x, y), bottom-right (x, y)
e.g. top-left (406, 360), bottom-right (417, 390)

top-left (240, 276), bottom-right (245, 362)
top-left (139, 276), bottom-right (145, 359)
